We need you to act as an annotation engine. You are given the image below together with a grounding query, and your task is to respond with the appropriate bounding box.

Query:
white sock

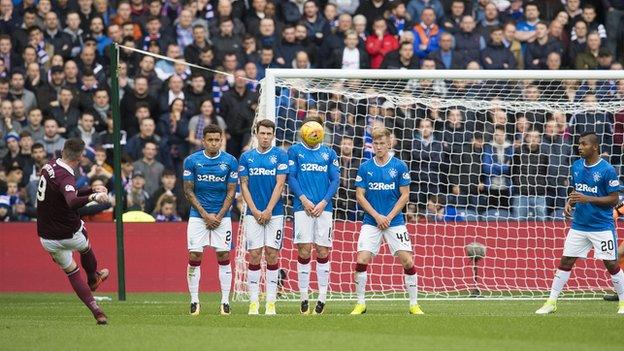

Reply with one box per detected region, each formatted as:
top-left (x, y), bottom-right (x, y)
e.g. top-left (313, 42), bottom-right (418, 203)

top-left (219, 263), bottom-right (232, 304)
top-left (548, 269), bottom-right (571, 300)
top-left (611, 269), bottom-right (624, 301)
top-left (187, 264), bottom-right (200, 303)
top-left (247, 267), bottom-right (261, 303)
top-left (404, 273), bottom-right (418, 306)
top-left (355, 271), bottom-right (367, 305)
top-left (297, 261), bottom-right (311, 301)
top-left (266, 267), bottom-right (279, 303)
top-left (316, 261), bottom-right (330, 303)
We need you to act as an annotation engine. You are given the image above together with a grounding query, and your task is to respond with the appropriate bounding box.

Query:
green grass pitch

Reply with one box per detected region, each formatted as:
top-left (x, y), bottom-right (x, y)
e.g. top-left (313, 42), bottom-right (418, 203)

top-left (1, 293), bottom-right (623, 351)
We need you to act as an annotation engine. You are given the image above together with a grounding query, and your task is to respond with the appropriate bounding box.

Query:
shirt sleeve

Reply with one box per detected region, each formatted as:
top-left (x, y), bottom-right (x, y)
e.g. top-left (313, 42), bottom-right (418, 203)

top-left (58, 173), bottom-right (91, 210)
top-left (238, 153), bottom-right (248, 178)
top-left (399, 160), bottom-right (411, 187)
top-left (355, 163), bottom-right (366, 189)
top-left (277, 150), bottom-right (289, 175)
top-left (228, 156), bottom-right (238, 184)
top-left (182, 156), bottom-right (195, 182)
top-left (605, 166), bottom-right (620, 194)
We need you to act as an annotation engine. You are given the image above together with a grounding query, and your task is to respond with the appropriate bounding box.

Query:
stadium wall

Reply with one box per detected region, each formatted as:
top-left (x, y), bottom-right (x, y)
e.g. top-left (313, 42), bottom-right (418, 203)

top-left (0, 222), bottom-right (617, 293)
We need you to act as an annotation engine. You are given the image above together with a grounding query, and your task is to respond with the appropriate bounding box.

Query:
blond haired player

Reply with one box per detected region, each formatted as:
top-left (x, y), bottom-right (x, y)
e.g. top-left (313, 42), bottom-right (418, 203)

top-left (350, 127), bottom-right (424, 315)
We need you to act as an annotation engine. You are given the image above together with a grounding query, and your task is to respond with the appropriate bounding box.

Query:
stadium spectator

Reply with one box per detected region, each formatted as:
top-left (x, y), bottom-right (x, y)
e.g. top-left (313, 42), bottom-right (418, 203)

top-left (319, 13), bottom-right (353, 67)
top-left (0, 35), bottom-right (22, 73)
top-left (41, 118), bottom-right (65, 157)
top-left (482, 126), bottom-right (513, 212)
top-left (481, 26), bottom-right (517, 69)
top-left (328, 30), bottom-right (370, 69)
top-left (515, 2), bottom-right (540, 43)
top-left (365, 17), bottom-right (398, 69)
top-left (542, 119), bottom-right (571, 218)
top-left (386, 1), bottom-right (412, 37)
top-left (380, 41), bottom-right (419, 69)
top-left (572, 4), bottom-right (606, 41)
top-left (132, 140), bottom-right (164, 197)
top-left (220, 70), bottom-right (258, 158)
top-left (356, 0), bottom-right (389, 32)
top-left (478, 2), bottom-right (501, 36)
top-left (568, 20), bottom-right (588, 67)
top-left (125, 117), bottom-right (161, 161)
top-left (524, 21), bottom-right (564, 70)
top-left (50, 87), bottom-right (80, 137)
top-left (9, 71), bottom-right (37, 114)
top-left (70, 112), bottom-right (100, 147)
top-left (442, 0), bottom-right (466, 35)
top-left (454, 15), bottom-right (486, 68)
top-left (153, 194), bottom-right (182, 222)
top-left (575, 32), bottom-right (606, 70)
top-left (126, 170), bottom-right (150, 212)
top-left (407, 0), bottom-right (444, 23)
top-left (410, 118), bottom-right (444, 208)
top-left (427, 32), bottom-right (461, 69)
top-left (412, 7), bottom-right (442, 59)
top-left (511, 130), bottom-right (549, 219)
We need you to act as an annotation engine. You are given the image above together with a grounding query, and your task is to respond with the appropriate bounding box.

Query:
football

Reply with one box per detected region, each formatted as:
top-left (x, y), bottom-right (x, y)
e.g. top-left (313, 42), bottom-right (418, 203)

top-left (300, 121), bottom-right (324, 146)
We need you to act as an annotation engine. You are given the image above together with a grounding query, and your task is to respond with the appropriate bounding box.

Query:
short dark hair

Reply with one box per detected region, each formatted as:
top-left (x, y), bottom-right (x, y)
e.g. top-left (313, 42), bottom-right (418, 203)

top-left (162, 169), bottom-right (176, 178)
top-left (62, 138), bottom-right (86, 161)
top-left (580, 131), bottom-right (599, 145)
top-left (32, 142), bottom-right (44, 151)
top-left (203, 124), bottom-right (223, 136)
top-left (525, 1), bottom-right (539, 11)
top-left (255, 119), bottom-right (276, 133)
top-left (19, 131), bottom-right (31, 138)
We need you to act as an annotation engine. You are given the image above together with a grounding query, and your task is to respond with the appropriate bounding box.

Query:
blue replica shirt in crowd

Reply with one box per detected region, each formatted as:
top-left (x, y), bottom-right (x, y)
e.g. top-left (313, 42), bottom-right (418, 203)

top-left (570, 158), bottom-right (620, 232)
top-left (355, 156), bottom-right (411, 227)
top-left (287, 143), bottom-right (340, 212)
top-left (238, 146), bottom-right (289, 216)
top-left (183, 150), bottom-right (238, 218)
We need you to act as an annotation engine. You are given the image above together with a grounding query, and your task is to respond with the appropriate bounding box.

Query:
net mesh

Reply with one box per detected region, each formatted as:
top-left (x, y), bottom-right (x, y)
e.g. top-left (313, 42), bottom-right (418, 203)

top-left (234, 74), bottom-right (624, 300)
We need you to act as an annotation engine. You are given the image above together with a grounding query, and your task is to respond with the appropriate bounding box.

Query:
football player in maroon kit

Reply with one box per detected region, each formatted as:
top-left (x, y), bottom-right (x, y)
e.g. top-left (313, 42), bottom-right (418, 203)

top-left (36, 138), bottom-right (111, 325)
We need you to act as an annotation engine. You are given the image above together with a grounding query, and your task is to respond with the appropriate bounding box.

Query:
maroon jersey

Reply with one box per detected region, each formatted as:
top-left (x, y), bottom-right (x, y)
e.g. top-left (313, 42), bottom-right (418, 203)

top-left (36, 159), bottom-right (93, 240)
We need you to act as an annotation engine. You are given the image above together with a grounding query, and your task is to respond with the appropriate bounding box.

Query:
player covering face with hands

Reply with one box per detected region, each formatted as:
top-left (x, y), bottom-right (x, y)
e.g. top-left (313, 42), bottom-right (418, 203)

top-left (537, 132), bottom-right (624, 314)
top-left (36, 138), bottom-right (110, 325)
top-left (183, 124), bottom-right (238, 316)
top-left (239, 119), bottom-right (288, 315)
top-left (350, 127), bottom-right (424, 315)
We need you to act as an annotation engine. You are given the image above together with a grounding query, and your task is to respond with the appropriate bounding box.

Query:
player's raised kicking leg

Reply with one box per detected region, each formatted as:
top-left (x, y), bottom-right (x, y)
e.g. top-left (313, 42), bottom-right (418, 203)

top-left (41, 232), bottom-right (108, 324)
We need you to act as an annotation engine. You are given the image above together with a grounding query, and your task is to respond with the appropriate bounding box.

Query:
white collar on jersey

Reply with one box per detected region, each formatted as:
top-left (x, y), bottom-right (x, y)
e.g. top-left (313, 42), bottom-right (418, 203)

top-left (583, 158), bottom-right (603, 168)
top-left (56, 158), bottom-right (75, 176)
top-left (202, 149), bottom-right (221, 160)
top-left (256, 146), bottom-right (274, 154)
top-left (373, 152), bottom-right (394, 167)
top-left (301, 142), bottom-right (321, 151)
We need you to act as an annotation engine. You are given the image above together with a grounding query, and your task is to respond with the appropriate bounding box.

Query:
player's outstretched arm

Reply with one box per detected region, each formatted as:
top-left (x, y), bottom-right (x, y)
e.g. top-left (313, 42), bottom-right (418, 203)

top-left (356, 187), bottom-right (388, 229)
top-left (385, 185), bottom-right (410, 223)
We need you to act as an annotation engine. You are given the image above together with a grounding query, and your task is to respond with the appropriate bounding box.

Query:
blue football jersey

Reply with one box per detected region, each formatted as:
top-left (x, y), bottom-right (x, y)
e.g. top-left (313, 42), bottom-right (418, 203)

top-left (287, 143), bottom-right (340, 212)
top-left (570, 158), bottom-right (620, 231)
top-left (355, 156), bottom-right (411, 227)
top-left (183, 150), bottom-right (238, 218)
top-left (238, 147), bottom-right (289, 216)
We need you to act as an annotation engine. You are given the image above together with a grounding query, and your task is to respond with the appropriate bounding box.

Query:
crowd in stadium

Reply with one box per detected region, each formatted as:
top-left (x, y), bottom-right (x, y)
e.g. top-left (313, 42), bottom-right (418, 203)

top-left (0, 0), bottom-right (623, 222)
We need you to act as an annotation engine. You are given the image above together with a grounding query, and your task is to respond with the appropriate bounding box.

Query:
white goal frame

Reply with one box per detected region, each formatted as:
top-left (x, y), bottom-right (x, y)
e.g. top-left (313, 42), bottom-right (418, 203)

top-left (233, 68), bottom-right (624, 302)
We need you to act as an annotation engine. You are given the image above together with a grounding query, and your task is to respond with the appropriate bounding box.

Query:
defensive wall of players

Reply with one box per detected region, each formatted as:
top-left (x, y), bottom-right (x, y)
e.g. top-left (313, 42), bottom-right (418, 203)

top-left (2, 221), bottom-right (617, 293)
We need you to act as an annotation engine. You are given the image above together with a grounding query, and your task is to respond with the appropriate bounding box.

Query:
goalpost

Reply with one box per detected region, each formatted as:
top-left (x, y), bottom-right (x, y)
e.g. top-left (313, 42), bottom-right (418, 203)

top-left (233, 68), bottom-right (624, 301)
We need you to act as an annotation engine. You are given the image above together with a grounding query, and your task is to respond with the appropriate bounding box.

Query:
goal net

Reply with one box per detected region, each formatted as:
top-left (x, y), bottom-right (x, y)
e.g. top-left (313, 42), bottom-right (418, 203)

top-left (233, 69), bottom-right (624, 300)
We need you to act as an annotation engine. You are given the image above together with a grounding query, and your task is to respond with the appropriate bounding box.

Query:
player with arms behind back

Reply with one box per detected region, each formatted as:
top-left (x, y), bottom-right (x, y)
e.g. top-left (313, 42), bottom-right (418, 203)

top-left (239, 119), bottom-right (288, 315)
top-left (536, 132), bottom-right (624, 314)
top-left (183, 124), bottom-right (238, 316)
top-left (288, 117), bottom-right (340, 314)
top-left (350, 127), bottom-right (424, 315)
top-left (36, 138), bottom-right (110, 324)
